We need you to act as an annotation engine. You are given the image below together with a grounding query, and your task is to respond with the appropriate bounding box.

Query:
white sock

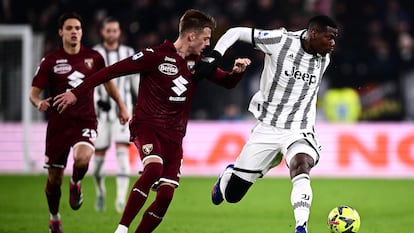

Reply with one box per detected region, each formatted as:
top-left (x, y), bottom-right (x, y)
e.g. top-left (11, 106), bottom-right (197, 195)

top-left (116, 146), bottom-right (130, 204)
top-left (50, 213), bottom-right (61, 221)
top-left (114, 224), bottom-right (128, 233)
top-left (93, 155), bottom-right (106, 197)
top-left (291, 173), bottom-right (312, 228)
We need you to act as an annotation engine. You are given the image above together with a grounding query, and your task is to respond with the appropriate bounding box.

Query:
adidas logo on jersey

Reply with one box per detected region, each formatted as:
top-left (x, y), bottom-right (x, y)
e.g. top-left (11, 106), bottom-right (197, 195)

top-left (284, 66), bottom-right (317, 85)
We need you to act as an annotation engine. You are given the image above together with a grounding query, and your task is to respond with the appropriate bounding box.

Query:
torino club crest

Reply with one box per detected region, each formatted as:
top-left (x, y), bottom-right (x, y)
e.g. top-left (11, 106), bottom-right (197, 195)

top-left (142, 144), bottom-right (154, 155)
top-left (84, 58), bottom-right (94, 69)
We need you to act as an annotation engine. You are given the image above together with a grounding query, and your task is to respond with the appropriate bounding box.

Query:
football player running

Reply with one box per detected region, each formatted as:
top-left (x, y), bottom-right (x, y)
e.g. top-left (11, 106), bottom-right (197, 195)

top-left (199, 15), bottom-right (338, 233)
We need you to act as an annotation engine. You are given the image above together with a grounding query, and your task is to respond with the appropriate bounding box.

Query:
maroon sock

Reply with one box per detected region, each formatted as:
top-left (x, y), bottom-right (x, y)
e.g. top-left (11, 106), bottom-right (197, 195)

top-left (45, 179), bottom-right (61, 215)
top-left (120, 162), bottom-right (163, 227)
top-left (134, 185), bottom-right (174, 233)
top-left (72, 163), bottom-right (89, 183)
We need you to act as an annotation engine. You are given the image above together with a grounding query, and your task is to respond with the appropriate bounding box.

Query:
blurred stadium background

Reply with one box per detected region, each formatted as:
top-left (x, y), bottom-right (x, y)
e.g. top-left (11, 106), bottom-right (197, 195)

top-left (1, 0), bottom-right (414, 177)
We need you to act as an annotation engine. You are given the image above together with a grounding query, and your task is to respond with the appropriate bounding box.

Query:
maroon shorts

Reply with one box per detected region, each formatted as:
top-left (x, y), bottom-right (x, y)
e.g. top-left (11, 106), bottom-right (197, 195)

top-left (44, 117), bottom-right (97, 168)
top-left (131, 124), bottom-right (183, 185)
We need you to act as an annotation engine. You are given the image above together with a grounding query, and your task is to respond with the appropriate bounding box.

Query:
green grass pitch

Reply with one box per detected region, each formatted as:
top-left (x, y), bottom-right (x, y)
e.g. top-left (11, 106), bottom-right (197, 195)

top-left (0, 175), bottom-right (412, 233)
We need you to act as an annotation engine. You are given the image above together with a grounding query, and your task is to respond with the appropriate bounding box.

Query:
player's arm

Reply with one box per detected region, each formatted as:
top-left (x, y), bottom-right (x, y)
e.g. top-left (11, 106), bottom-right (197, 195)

top-left (29, 86), bottom-right (52, 112)
top-left (210, 58), bottom-right (251, 89)
top-left (53, 55), bottom-right (147, 113)
top-left (103, 80), bottom-right (130, 125)
top-left (194, 27), bottom-right (252, 80)
top-left (214, 27), bottom-right (253, 55)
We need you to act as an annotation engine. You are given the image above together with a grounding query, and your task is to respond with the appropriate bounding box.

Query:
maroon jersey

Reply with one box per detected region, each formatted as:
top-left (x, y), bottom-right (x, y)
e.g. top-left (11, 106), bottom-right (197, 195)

top-left (32, 46), bottom-right (105, 121)
top-left (72, 40), bottom-right (243, 140)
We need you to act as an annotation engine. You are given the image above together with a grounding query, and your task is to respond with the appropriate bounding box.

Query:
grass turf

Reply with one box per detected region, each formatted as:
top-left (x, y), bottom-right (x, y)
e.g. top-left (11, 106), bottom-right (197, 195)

top-left (0, 175), bottom-right (412, 233)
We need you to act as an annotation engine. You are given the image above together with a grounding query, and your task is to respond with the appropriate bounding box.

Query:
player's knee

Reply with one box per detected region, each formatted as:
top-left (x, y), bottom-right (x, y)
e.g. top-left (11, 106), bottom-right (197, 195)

top-left (225, 174), bottom-right (252, 203)
top-left (289, 153), bottom-right (314, 177)
top-left (156, 184), bottom-right (175, 202)
top-left (142, 162), bottom-right (163, 184)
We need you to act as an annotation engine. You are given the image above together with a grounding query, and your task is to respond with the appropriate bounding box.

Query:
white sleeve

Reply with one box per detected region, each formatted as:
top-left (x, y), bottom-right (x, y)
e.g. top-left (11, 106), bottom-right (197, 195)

top-left (214, 27), bottom-right (253, 55)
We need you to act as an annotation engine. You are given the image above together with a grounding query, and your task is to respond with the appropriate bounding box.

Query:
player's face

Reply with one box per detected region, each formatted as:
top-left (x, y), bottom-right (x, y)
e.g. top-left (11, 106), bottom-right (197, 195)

top-left (59, 18), bottom-right (82, 47)
top-left (101, 22), bottom-right (121, 45)
top-left (312, 26), bottom-right (338, 55)
top-left (189, 27), bottom-right (212, 55)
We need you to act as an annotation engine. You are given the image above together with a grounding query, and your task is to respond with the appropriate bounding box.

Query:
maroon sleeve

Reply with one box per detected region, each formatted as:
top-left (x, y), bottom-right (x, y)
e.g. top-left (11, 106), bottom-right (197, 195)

top-left (207, 68), bottom-right (244, 89)
top-left (72, 50), bottom-right (156, 97)
top-left (32, 57), bottom-right (51, 89)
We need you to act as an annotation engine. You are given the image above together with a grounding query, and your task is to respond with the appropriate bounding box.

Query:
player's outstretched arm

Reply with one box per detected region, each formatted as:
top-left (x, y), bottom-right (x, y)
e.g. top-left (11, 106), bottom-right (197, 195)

top-left (193, 50), bottom-right (222, 80)
top-left (232, 58), bottom-right (251, 73)
top-left (214, 27), bottom-right (253, 55)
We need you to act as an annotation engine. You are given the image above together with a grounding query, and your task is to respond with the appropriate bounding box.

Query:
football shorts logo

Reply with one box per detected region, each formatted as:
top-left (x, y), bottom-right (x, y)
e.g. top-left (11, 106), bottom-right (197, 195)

top-left (142, 144), bottom-right (154, 155)
top-left (84, 58), bottom-right (94, 69)
top-left (158, 63), bottom-right (178, 75)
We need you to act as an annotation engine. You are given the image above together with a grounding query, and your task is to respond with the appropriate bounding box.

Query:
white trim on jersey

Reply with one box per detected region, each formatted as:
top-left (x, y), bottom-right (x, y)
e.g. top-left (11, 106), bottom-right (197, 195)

top-left (93, 44), bottom-right (139, 121)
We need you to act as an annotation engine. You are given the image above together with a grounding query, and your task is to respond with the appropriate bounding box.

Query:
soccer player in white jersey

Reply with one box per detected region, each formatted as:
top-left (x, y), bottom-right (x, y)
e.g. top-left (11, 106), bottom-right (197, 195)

top-left (92, 16), bottom-right (139, 213)
top-left (206, 15), bottom-right (338, 233)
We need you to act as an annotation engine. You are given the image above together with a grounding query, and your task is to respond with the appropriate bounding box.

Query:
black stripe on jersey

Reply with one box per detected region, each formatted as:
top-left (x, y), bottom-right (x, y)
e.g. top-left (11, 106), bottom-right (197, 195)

top-left (300, 57), bottom-right (326, 129)
top-left (252, 28), bottom-right (256, 48)
top-left (282, 47), bottom-right (307, 128)
top-left (258, 37), bottom-right (293, 123)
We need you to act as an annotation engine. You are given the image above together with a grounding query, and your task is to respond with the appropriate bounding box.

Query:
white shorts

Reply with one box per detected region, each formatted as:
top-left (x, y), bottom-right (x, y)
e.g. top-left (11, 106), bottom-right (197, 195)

top-left (95, 118), bottom-right (130, 150)
top-left (233, 121), bottom-right (321, 183)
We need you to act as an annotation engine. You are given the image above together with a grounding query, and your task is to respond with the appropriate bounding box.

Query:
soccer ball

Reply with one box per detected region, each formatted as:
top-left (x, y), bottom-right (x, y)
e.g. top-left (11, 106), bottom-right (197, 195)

top-left (327, 205), bottom-right (361, 233)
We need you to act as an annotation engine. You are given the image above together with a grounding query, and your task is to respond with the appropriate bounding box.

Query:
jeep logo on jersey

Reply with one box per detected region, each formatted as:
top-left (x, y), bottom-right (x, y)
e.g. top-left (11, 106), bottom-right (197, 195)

top-left (53, 63), bottom-right (72, 74)
top-left (285, 66), bottom-right (317, 85)
top-left (158, 63), bottom-right (178, 76)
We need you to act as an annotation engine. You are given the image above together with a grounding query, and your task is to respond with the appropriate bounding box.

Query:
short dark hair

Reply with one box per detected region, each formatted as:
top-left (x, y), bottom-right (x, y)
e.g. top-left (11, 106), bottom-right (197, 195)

top-left (100, 16), bottom-right (119, 29)
top-left (179, 9), bottom-right (216, 36)
top-left (58, 12), bottom-right (82, 29)
top-left (307, 15), bottom-right (337, 32)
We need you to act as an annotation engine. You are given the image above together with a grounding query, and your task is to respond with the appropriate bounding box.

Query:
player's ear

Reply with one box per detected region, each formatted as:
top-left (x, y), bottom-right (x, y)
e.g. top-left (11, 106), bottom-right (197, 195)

top-left (188, 32), bottom-right (196, 41)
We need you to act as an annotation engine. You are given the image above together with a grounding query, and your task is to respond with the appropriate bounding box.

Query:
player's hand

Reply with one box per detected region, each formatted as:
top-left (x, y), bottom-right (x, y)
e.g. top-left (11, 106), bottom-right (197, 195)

top-left (36, 97), bottom-right (52, 112)
top-left (232, 58), bottom-right (251, 73)
top-left (53, 91), bottom-right (77, 114)
top-left (193, 50), bottom-right (222, 80)
top-left (117, 104), bottom-right (130, 125)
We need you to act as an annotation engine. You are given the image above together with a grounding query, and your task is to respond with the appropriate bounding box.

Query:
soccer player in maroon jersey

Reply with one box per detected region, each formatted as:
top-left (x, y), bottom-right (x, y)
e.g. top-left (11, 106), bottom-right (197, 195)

top-left (54, 9), bottom-right (251, 233)
top-left (29, 12), bottom-right (129, 233)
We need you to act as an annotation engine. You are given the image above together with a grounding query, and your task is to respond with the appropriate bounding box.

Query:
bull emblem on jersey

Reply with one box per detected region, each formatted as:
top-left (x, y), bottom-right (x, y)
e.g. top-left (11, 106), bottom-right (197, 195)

top-left (142, 144), bottom-right (154, 155)
top-left (84, 58), bottom-right (94, 69)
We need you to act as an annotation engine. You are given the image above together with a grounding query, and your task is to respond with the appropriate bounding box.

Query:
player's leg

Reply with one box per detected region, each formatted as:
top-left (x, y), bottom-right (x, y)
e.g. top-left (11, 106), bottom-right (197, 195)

top-left (70, 141), bottom-right (95, 210)
top-left (113, 122), bottom-right (132, 213)
top-left (115, 158), bottom-right (163, 233)
top-left (133, 139), bottom-right (181, 233)
top-left (285, 139), bottom-right (319, 233)
top-left (134, 182), bottom-right (176, 233)
top-left (46, 167), bottom-right (64, 233)
top-left (44, 120), bottom-right (71, 233)
top-left (93, 119), bottom-right (110, 211)
top-left (115, 129), bottom-right (163, 233)
top-left (213, 122), bottom-right (283, 204)
top-left (115, 143), bottom-right (130, 212)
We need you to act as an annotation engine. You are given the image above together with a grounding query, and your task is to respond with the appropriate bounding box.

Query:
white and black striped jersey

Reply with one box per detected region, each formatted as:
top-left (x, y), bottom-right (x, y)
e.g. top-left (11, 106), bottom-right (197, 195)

top-left (93, 44), bottom-right (139, 121)
top-left (215, 27), bottom-right (330, 130)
